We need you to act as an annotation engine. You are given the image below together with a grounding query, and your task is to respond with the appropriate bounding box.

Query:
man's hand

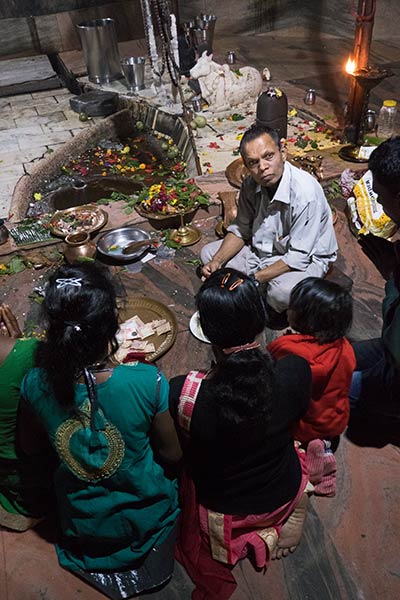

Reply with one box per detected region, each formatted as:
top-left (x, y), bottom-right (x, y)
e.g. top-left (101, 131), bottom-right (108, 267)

top-left (201, 233), bottom-right (245, 279)
top-left (0, 304), bottom-right (23, 338)
top-left (201, 258), bottom-right (222, 279)
top-left (358, 234), bottom-right (396, 280)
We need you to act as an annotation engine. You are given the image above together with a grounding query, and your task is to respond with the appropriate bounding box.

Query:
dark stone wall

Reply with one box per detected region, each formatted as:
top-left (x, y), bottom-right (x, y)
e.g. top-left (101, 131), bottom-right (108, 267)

top-left (179, 0), bottom-right (400, 41)
top-left (0, 0), bottom-right (119, 19)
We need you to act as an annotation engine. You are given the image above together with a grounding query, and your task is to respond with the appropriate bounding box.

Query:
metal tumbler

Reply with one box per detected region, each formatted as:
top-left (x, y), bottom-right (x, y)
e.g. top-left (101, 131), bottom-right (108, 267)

top-left (304, 89), bottom-right (316, 105)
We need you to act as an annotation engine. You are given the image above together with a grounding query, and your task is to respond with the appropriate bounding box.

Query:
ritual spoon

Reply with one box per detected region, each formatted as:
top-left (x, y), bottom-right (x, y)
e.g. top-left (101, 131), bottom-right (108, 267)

top-left (122, 239), bottom-right (157, 255)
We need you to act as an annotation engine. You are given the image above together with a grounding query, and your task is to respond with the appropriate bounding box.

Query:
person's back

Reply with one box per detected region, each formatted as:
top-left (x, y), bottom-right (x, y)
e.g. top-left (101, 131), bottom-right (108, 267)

top-left (170, 269), bottom-right (312, 598)
top-left (268, 277), bottom-right (355, 443)
top-left (170, 352), bottom-right (310, 514)
top-left (20, 263), bottom-right (181, 594)
top-left (24, 361), bottom-right (179, 571)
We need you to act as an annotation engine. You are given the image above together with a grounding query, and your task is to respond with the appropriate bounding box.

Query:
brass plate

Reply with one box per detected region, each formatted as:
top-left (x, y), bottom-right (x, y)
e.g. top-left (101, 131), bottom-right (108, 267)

top-left (225, 157), bottom-right (249, 189)
top-left (49, 205), bottom-right (108, 237)
top-left (117, 296), bottom-right (177, 362)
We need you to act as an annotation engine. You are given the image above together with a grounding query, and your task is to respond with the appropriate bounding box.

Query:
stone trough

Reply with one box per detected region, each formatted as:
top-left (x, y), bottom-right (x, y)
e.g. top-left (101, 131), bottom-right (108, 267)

top-left (10, 99), bottom-right (197, 222)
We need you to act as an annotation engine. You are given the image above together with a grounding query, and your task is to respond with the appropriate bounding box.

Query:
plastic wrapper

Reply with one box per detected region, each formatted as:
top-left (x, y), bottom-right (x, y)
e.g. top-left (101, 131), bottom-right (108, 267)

top-left (346, 169), bottom-right (397, 238)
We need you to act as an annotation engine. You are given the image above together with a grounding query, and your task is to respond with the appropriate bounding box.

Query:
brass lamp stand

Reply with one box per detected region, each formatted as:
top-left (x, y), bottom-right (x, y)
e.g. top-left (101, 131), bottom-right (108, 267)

top-left (169, 210), bottom-right (201, 246)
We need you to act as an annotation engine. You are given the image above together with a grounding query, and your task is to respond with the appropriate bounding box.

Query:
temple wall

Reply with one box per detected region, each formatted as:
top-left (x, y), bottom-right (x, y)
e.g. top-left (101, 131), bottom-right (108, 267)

top-left (179, 0), bottom-right (400, 43)
top-left (179, 0), bottom-right (301, 34)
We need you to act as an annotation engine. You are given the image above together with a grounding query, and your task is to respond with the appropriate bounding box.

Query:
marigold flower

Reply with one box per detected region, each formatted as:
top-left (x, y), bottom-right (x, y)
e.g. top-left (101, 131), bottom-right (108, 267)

top-left (122, 146), bottom-right (130, 154)
top-left (33, 192), bottom-right (42, 201)
top-left (139, 163), bottom-right (146, 169)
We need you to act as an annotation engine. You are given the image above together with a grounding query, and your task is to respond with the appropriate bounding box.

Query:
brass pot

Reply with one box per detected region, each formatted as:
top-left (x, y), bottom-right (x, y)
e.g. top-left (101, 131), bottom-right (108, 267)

top-left (64, 232), bottom-right (96, 263)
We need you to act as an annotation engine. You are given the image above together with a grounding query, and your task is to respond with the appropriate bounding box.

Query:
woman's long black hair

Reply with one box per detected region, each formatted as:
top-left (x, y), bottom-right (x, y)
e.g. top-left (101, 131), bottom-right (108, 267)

top-left (196, 268), bottom-right (275, 426)
top-left (35, 263), bottom-right (119, 410)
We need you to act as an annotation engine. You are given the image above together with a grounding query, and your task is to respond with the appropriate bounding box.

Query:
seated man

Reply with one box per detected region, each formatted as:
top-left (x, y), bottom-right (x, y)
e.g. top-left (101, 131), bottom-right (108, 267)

top-left (200, 125), bottom-right (338, 325)
top-left (350, 136), bottom-right (400, 421)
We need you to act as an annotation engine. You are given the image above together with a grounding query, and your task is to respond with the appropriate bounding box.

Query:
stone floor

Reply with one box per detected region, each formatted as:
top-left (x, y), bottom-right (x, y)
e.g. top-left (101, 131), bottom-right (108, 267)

top-left (0, 25), bottom-right (400, 600)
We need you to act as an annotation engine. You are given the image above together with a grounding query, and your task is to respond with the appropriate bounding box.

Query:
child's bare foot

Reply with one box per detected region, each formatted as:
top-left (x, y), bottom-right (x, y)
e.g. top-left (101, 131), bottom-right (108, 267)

top-left (272, 492), bottom-right (309, 560)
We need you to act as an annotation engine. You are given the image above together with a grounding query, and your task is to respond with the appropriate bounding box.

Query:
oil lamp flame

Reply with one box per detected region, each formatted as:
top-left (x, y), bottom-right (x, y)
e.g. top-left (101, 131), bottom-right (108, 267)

top-left (345, 57), bottom-right (356, 75)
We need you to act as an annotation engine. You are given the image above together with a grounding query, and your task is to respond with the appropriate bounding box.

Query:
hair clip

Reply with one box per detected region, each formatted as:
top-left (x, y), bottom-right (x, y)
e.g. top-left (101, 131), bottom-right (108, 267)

top-left (65, 321), bottom-right (82, 332)
top-left (56, 278), bottom-right (82, 289)
top-left (228, 278), bottom-right (244, 291)
top-left (220, 273), bottom-right (231, 288)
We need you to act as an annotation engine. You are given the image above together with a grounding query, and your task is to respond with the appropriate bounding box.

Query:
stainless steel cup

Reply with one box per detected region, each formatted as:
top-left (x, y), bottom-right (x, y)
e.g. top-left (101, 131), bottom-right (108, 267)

top-left (76, 18), bottom-right (122, 84)
top-left (365, 109), bottom-right (377, 132)
top-left (121, 57), bottom-right (146, 92)
top-left (304, 89), bottom-right (316, 105)
top-left (192, 97), bottom-right (203, 112)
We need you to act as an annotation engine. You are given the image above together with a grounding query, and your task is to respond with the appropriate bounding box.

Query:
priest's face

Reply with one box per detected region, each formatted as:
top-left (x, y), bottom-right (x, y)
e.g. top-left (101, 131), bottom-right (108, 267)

top-left (241, 133), bottom-right (287, 189)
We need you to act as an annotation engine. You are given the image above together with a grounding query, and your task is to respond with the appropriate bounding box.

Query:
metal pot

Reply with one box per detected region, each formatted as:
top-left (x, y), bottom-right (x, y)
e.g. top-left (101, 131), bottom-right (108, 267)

top-left (64, 232), bottom-right (96, 263)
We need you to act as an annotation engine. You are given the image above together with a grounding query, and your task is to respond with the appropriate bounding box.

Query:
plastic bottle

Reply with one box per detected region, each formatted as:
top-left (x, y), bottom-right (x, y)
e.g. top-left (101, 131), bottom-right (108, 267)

top-left (377, 100), bottom-right (397, 139)
top-left (256, 87), bottom-right (288, 140)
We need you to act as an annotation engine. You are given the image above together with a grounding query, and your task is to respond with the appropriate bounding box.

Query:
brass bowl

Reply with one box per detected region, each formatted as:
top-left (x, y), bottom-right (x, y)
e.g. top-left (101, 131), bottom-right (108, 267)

top-left (135, 204), bottom-right (199, 230)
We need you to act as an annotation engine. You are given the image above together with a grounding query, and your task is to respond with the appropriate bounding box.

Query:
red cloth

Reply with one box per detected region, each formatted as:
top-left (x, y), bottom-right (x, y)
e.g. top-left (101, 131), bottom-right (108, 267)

top-left (176, 452), bottom-right (309, 600)
top-left (268, 334), bottom-right (356, 443)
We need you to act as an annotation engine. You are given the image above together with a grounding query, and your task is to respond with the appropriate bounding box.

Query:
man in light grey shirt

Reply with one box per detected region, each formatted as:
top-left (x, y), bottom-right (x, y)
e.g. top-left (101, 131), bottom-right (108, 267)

top-left (200, 125), bottom-right (337, 318)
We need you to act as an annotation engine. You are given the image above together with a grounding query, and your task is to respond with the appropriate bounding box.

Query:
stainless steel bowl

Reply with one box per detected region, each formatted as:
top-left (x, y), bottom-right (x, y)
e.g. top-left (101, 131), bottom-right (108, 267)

top-left (96, 226), bottom-right (151, 261)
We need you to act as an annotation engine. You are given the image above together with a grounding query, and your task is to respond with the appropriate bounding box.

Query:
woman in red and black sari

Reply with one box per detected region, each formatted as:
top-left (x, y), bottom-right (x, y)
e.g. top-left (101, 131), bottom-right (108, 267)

top-left (169, 268), bottom-right (313, 600)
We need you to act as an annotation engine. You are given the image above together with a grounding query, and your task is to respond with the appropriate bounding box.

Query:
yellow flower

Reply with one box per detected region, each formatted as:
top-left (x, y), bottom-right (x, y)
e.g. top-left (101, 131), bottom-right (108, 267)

top-left (288, 108), bottom-right (297, 117)
top-left (116, 164), bottom-right (122, 170)
top-left (0, 264), bottom-right (7, 271)
top-left (102, 171), bottom-right (107, 176)
top-left (236, 133), bottom-right (244, 141)
top-left (106, 149), bottom-right (112, 156)
top-left (168, 139), bottom-right (173, 145)
top-left (139, 163), bottom-right (146, 169)
top-left (130, 167), bottom-right (136, 172)
top-left (33, 192), bottom-right (42, 201)
top-left (99, 161), bottom-right (104, 165)
top-left (121, 145), bottom-right (130, 154)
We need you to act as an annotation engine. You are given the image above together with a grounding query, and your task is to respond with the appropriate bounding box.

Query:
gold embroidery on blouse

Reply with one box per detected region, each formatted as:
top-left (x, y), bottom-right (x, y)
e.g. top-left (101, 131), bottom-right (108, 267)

top-left (55, 402), bottom-right (125, 482)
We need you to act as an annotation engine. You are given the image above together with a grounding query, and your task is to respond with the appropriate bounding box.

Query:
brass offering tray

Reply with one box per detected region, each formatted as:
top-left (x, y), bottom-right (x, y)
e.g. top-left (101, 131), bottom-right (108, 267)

top-left (49, 205), bottom-right (108, 237)
top-left (117, 296), bottom-right (177, 362)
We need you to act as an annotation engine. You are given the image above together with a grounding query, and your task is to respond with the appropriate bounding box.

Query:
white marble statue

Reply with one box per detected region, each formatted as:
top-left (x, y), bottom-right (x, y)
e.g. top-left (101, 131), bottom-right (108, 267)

top-left (189, 52), bottom-right (262, 112)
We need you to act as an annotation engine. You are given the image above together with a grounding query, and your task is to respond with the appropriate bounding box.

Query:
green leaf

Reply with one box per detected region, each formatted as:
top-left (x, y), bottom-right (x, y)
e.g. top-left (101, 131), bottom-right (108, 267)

top-left (124, 206), bottom-right (133, 215)
top-left (76, 256), bottom-right (95, 262)
top-left (231, 113), bottom-right (245, 121)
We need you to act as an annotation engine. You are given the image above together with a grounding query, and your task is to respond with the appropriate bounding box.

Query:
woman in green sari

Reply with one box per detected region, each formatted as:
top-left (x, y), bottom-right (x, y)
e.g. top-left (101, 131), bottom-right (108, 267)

top-left (0, 304), bottom-right (52, 531)
top-left (20, 263), bottom-right (181, 597)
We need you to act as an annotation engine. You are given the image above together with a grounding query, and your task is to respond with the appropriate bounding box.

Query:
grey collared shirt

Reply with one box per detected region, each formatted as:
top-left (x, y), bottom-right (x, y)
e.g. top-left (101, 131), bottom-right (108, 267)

top-left (227, 161), bottom-right (338, 271)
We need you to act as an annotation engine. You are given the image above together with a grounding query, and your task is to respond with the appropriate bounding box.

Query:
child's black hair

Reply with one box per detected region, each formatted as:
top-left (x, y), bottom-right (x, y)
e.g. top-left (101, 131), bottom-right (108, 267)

top-left (289, 277), bottom-right (353, 344)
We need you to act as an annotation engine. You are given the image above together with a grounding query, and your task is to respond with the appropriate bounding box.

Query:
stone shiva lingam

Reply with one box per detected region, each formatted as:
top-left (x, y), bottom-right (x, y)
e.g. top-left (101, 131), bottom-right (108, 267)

top-left (189, 51), bottom-right (262, 113)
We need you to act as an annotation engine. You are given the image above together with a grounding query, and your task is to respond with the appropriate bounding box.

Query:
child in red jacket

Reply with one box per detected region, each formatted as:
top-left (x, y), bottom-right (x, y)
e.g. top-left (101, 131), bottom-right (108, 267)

top-left (268, 277), bottom-right (356, 446)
